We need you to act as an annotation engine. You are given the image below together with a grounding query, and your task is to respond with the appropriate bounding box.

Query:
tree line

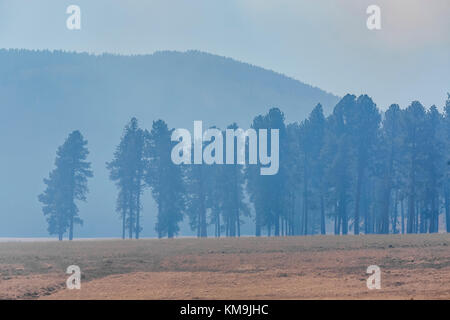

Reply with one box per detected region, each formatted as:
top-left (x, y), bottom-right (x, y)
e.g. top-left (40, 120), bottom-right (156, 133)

top-left (39, 93), bottom-right (450, 239)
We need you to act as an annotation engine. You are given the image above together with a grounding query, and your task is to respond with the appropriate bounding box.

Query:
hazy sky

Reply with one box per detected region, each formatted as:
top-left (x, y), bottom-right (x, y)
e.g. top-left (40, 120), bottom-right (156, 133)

top-left (0, 0), bottom-right (449, 109)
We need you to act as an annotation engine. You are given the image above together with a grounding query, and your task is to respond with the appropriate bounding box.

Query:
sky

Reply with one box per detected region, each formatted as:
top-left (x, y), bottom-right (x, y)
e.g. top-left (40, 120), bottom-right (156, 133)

top-left (0, 0), bottom-right (449, 109)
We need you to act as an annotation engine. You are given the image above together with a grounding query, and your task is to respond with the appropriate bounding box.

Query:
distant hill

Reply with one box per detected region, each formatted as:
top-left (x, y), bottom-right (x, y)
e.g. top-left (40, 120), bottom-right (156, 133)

top-left (0, 49), bottom-right (339, 238)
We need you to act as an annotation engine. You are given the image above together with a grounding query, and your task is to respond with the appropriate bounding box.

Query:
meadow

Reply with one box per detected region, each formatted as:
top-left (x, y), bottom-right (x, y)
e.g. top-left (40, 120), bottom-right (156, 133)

top-left (0, 234), bottom-right (449, 299)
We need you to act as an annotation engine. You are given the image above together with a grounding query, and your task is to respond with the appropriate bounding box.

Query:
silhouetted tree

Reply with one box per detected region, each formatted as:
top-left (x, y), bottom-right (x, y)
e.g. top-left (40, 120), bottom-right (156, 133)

top-left (219, 123), bottom-right (250, 237)
top-left (378, 104), bottom-right (403, 234)
top-left (423, 106), bottom-right (445, 233)
top-left (38, 131), bottom-right (92, 240)
top-left (107, 118), bottom-right (145, 239)
top-left (102, 94), bottom-right (450, 238)
top-left (145, 120), bottom-right (185, 238)
top-left (443, 94), bottom-right (450, 232)
top-left (247, 108), bottom-right (286, 236)
top-left (184, 163), bottom-right (209, 238)
top-left (323, 95), bottom-right (357, 235)
top-left (401, 102), bottom-right (427, 233)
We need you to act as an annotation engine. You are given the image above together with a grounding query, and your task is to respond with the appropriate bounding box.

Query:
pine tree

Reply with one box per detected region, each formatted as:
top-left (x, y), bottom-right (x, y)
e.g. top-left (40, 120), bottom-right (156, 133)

top-left (402, 101), bottom-right (427, 233)
top-left (284, 122), bottom-right (301, 235)
top-left (348, 95), bottom-right (381, 234)
top-left (443, 94), bottom-right (450, 232)
top-left (220, 123), bottom-right (250, 237)
top-left (107, 118), bottom-right (145, 239)
top-left (185, 164), bottom-right (209, 237)
top-left (204, 163), bottom-right (224, 237)
top-left (378, 104), bottom-right (403, 234)
top-left (323, 95), bottom-right (356, 235)
top-left (145, 120), bottom-right (184, 238)
top-left (307, 104), bottom-right (327, 234)
top-left (423, 106), bottom-right (444, 233)
top-left (246, 108), bottom-right (286, 236)
top-left (246, 114), bottom-right (267, 236)
top-left (38, 131), bottom-right (92, 240)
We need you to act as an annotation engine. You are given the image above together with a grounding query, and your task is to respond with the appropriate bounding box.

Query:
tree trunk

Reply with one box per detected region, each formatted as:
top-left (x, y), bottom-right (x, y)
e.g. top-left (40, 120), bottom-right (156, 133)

top-left (340, 191), bottom-right (348, 235)
top-left (303, 187), bottom-right (308, 236)
top-left (135, 188), bottom-right (141, 239)
top-left (380, 184), bottom-right (391, 234)
top-left (237, 210), bottom-right (240, 238)
top-left (233, 168), bottom-right (240, 237)
top-left (274, 209), bottom-right (280, 236)
top-left (69, 171), bottom-right (75, 241)
top-left (445, 186), bottom-right (450, 233)
top-left (255, 207), bottom-right (261, 237)
top-left (354, 161), bottom-right (364, 235)
top-left (334, 202), bottom-right (339, 235)
top-left (400, 197), bottom-right (405, 234)
top-left (135, 187), bottom-right (141, 239)
top-left (216, 209), bottom-right (221, 238)
top-left (429, 194), bottom-right (438, 233)
top-left (129, 204), bottom-right (134, 239)
top-left (303, 154), bottom-right (309, 236)
top-left (122, 208), bottom-right (126, 239)
top-left (415, 200), bottom-right (419, 233)
top-left (69, 215), bottom-right (74, 241)
top-left (320, 191), bottom-right (326, 235)
top-left (199, 200), bottom-right (207, 238)
top-left (392, 191), bottom-right (398, 234)
top-left (407, 189), bottom-right (415, 233)
top-left (407, 140), bottom-right (417, 233)
top-left (168, 215), bottom-right (174, 238)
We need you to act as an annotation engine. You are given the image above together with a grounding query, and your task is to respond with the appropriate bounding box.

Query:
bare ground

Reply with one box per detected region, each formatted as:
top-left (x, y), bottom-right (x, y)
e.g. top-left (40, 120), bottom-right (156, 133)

top-left (0, 234), bottom-right (449, 299)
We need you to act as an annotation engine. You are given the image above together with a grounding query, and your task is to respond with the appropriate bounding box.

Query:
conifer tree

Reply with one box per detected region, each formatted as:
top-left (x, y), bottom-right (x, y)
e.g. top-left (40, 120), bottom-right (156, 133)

top-left (39, 131), bottom-right (92, 240)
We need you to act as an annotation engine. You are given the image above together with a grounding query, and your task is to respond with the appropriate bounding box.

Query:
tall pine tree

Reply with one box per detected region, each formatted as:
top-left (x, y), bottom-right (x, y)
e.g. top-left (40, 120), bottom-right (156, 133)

top-left (145, 120), bottom-right (185, 238)
top-left (107, 118), bottom-right (146, 239)
top-left (38, 131), bottom-right (92, 240)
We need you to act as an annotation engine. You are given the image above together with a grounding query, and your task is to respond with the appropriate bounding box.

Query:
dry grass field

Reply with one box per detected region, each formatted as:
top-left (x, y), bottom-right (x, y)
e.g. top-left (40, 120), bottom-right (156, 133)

top-left (0, 234), bottom-right (449, 300)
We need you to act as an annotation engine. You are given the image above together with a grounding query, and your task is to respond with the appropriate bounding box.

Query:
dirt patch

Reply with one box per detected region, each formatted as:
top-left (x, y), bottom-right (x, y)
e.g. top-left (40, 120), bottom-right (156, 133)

top-left (0, 273), bottom-right (65, 300)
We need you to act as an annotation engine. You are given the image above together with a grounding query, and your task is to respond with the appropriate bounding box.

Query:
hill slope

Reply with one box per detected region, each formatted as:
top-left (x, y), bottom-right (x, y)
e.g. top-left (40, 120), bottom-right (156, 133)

top-left (0, 49), bottom-right (339, 237)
